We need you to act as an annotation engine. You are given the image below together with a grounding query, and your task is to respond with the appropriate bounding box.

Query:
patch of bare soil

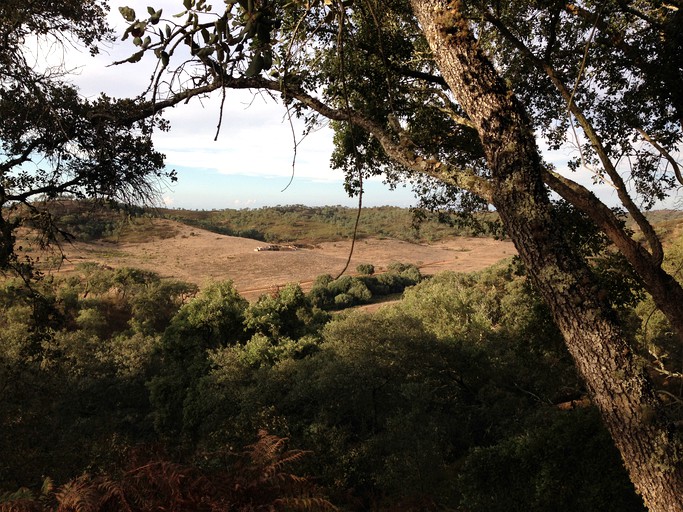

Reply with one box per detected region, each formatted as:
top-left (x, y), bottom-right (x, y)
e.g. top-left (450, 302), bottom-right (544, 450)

top-left (40, 219), bottom-right (516, 300)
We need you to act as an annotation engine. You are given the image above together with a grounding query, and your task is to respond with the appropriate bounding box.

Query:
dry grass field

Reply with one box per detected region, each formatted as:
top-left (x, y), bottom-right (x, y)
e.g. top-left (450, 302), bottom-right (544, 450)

top-left (32, 218), bottom-right (516, 300)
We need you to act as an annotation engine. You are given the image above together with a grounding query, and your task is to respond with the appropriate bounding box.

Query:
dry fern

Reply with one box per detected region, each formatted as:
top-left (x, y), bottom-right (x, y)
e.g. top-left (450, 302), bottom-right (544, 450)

top-left (232, 429), bottom-right (337, 512)
top-left (0, 431), bottom-right (336, 512)
top-left (54, 475), bottom-right (97, 512)
top-left (1, 477), bottom-right (53, 512)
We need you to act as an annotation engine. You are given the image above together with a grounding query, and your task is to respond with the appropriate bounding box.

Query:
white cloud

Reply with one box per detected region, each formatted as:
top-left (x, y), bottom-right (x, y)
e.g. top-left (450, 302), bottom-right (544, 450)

top-left (54, 3), bottom-right (340, 185)
top-left (151, 92), bottom-right (339, 180)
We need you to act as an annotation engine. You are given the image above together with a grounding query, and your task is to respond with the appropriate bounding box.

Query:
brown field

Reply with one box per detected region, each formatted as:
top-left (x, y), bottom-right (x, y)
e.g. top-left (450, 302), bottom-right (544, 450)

top-left (35, 218), bottom-right (516, 300)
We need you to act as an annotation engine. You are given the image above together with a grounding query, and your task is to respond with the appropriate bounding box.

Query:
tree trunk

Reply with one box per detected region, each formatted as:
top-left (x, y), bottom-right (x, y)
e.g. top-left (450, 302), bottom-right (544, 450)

top-left (543, 170), bottom-right (683, 344)
top-left (410, 1), bottom-right (683, 510)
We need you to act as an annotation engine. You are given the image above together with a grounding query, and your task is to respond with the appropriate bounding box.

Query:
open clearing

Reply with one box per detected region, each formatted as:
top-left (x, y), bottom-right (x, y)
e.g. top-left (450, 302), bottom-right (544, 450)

top-left (40, 219), bottom-right (516, 300)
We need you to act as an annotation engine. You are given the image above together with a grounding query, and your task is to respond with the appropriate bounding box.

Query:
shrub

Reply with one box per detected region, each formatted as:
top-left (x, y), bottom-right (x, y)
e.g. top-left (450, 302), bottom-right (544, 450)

top-left (347, 280), bottom-right (372, 303)
top-left (245, 284), bottom-right (328, 340)
top-left (333, 293), bottom-right (354, 308)
top-left (356, 263), bottom-right (375, 275)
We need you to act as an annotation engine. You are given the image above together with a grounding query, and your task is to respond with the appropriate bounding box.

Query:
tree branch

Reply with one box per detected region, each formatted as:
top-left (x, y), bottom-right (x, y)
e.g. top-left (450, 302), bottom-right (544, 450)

top-left (636, 128), bottom-right (683, 187)
top-left (482, 8), bottom-right (664, 264)
top-left (110, 73), bottom-right (493, 201)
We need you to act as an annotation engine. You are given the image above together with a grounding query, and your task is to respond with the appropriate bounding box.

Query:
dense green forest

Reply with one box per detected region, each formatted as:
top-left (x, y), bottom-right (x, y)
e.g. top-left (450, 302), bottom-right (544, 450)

top-left (2, 219), bottom-right (682, 510)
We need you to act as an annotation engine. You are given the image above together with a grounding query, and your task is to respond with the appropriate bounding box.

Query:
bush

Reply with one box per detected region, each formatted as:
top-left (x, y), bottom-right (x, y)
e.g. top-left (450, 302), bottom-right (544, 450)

top-left (245, 284), bottom-right (328, 340)
top-left (347, 280), bottom-right (372, 303)
top-left (308, 284), bottom-right (334, 310)
top-left (356, 263), bottom-right (375, 275)
top-left (333, 293), bottom-right (354, 308)
top-left (306, 265), bottom-right (422, 312)
top-left (458, 408), bottom-right (644, 512)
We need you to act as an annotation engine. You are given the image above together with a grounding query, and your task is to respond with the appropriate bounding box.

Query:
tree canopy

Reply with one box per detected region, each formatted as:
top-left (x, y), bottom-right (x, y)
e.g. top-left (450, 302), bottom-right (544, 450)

top-left (0, 0), bottom-right (174, 276)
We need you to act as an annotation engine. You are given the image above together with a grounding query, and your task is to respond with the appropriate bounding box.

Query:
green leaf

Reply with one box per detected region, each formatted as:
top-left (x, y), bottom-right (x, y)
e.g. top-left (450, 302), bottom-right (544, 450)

top-left (183, 0), bottom-right (193, 10)
top-left (147, 6), bottom-right (156, 15)
top-left (128, 51), bottom-right (144, 63)
top-left (262, 50), bottom-right (273, 70)
top-left (245, 53), bottom-right (264, 77)
top-left (214, 17), bottom-right (227, 35)
top-left (150, 10), bottom-right (163, 24)
top-left (161, 51), bottom-right (170, 67)
top-left (196, 47), bottom-right (214, 58)
top-left (119, 6), bottom-right (136, 22)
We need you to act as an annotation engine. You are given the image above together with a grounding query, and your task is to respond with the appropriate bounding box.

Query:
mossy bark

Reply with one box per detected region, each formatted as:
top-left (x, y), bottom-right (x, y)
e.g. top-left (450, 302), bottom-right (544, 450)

top-left (410, 1), bottom-right (683, 510)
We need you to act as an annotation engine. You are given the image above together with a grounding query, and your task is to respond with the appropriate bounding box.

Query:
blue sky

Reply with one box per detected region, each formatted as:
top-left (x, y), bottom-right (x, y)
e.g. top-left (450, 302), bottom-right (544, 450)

top-left (165, 168), bottom-right (417, 210)
top-left (56, 0), bottom-right (677, 212)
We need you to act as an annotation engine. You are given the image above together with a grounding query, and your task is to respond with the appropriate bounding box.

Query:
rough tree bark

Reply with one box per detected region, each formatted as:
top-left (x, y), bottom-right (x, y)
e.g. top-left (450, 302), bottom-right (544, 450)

top-left (410, 0), bottom-right (683, 510)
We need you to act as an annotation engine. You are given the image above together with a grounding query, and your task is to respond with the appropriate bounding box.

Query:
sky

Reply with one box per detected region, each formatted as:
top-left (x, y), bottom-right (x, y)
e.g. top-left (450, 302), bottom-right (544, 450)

top-left (54, 0), bottom-right (678, 212)
top-left (54, 0), bottom-right (417, 210)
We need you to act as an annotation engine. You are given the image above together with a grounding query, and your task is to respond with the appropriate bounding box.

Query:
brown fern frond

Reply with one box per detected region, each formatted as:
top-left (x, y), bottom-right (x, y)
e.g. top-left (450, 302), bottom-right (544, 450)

top-left (245, 430), bottom-right (315, 488)
top-left (0, 496), bottom-right (44, 512)
top-left (94, 477), bottom-right (132, 512)
top-left (55, 474), bottom-right (98, 512)
top-left (245, 430), bottom-right (288, 467)
top-left (231, 431), bottom-right (337, 511)
top-left (39, 478), bottom-right (54, 498)
top-left (124, 459), bottom-right (218, 511)
top-left (269, 450), bottom-right (311, 470)
top-left (272, 497), bottom-right (338, 511)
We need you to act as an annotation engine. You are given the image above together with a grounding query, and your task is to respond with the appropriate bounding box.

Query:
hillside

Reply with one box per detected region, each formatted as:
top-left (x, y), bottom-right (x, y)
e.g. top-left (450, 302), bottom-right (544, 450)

top-left (158, 204), bottom-right (502, 243)
top-left (20, 202), bottom-right (683, 300)
top-left (39, 217), bottom-right (516, 300)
